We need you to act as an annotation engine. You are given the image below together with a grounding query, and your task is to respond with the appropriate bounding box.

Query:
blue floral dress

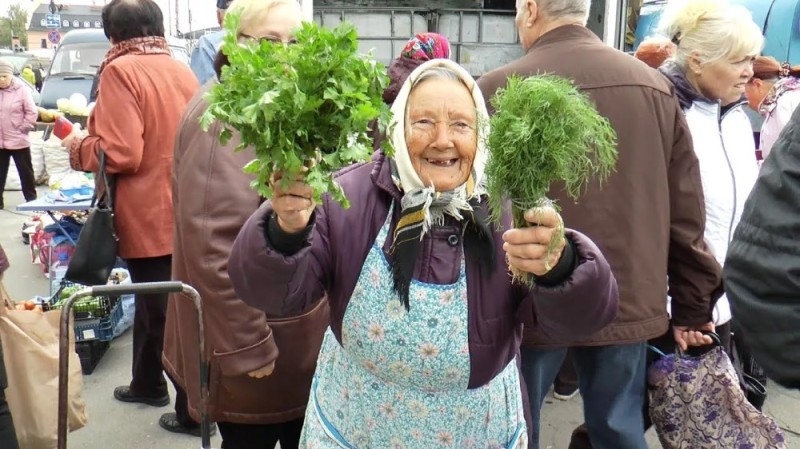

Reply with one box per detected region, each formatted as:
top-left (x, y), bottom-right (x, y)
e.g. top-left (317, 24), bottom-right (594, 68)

top-left (300, 206), bottom-right (527, 448)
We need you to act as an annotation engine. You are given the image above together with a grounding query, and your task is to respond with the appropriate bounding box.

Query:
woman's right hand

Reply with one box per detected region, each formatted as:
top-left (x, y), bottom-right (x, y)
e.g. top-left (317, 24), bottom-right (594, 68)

top-left (271, 171), bottom-right (315, 233)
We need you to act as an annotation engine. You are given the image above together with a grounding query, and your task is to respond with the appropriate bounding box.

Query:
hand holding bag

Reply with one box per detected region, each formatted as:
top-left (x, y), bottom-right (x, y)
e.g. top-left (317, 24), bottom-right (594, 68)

top-left (65, 151), bottom-right (118, 286)
top-left (648, 332), bottom-right (787, 449)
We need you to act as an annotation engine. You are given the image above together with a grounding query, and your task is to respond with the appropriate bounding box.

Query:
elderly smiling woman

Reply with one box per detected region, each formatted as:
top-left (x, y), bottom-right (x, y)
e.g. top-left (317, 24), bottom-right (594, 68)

top-left (228, 59), bottom-right (618, 448)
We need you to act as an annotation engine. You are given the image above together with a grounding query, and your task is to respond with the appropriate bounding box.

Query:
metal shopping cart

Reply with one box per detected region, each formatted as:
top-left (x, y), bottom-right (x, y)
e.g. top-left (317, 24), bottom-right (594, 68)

top-left (56, 282), bottom-right (213, 449)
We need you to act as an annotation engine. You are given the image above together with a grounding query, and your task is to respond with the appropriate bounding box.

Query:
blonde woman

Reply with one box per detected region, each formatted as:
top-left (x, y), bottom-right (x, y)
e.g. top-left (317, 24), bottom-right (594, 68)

top-left (658, 0), bottom-right (762, 358)
top-left (164, 0), bottom-right (329, 448)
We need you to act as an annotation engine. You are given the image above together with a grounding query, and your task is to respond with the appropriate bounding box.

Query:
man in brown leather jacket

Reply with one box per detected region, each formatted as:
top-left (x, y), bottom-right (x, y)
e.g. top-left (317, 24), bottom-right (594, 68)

top-left (478, 1), bottom-right (722, 448)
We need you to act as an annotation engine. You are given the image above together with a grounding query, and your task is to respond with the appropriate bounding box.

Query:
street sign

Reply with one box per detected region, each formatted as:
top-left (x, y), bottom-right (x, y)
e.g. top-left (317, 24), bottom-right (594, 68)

top-left (46, 13), bottom-right (61, 29)
top-left (48, 30), bottom-right (61, 45)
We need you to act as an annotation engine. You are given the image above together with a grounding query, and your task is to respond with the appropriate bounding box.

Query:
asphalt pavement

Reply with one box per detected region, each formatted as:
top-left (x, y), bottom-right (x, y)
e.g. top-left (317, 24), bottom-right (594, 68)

top-left (1, 188), bottom-right (797, 449)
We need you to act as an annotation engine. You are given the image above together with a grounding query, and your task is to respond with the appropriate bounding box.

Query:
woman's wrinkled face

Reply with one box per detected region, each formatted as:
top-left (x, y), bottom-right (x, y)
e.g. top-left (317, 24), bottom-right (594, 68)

top-left (406, 78), bottom-right (477, 192)
top-left (744, 77), bottom-right (776, 111)
top-left (695, 55), bottom-right (755, 106)
top-left (237, 4), bottom-right (301, 45)
top-left (0, 74), bottom-right (12, 89)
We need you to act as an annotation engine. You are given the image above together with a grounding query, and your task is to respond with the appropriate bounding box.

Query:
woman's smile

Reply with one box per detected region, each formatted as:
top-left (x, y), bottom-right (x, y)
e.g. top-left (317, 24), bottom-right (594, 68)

top-left (424, 157), bottom-right (459, 168)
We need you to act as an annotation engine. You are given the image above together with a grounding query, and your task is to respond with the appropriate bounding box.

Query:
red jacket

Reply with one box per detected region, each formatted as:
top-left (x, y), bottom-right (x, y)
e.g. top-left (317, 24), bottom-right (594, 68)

top-left (70, 54), bottom-right (199, 259)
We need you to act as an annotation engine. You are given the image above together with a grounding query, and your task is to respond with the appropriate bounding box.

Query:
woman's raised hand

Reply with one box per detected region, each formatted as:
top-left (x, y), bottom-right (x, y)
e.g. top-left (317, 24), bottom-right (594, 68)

top-left (271, 171), bottom-right (316, 233)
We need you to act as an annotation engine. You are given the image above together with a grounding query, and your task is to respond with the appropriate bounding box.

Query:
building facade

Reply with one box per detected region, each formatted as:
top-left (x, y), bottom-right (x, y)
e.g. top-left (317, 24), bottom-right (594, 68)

top-left (28, 4), bottom-right (103, 50)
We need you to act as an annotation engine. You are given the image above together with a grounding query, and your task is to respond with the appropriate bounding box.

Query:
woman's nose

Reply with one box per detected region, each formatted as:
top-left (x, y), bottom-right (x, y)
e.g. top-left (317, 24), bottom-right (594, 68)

top-left (431, 123), bottom-right (452, 148)
top-left (743, 64), bottom-right (754, 80)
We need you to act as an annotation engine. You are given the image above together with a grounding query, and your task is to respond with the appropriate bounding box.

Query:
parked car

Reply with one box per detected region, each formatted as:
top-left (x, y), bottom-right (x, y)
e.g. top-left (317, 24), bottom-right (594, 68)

top-left (0, 50), bottom-right (43, 74)
top-left (38, 29), bottom-right (108, 110)
top-left (39, 29), bottom-right (191, 109)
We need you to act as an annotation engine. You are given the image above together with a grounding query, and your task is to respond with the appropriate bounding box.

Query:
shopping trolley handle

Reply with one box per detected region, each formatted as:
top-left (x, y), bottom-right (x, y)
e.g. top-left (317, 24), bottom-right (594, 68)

top-left (90, 281), bottom-right (187, 297)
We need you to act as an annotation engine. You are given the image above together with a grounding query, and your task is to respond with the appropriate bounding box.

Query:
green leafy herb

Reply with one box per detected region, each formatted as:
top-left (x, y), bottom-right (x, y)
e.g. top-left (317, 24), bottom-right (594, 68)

top-left (200, 12), bottom-right (393, 208)
top-left (484, 75), bottom-right (618, 282)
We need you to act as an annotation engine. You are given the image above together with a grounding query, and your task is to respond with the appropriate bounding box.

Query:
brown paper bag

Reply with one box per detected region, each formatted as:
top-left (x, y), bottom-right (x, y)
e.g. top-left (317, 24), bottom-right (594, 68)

top-left (0, 290), bottom-right (88, 449)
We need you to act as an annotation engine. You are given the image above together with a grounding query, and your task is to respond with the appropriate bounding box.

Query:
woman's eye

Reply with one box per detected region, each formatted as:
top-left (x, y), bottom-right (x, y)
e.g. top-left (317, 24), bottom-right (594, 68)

top-left (451, 122), bottom-right (473, 131)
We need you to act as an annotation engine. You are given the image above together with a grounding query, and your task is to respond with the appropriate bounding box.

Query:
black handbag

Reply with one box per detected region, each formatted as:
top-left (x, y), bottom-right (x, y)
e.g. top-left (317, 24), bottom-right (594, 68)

top-left (65, 151), bottom-right (118, 286)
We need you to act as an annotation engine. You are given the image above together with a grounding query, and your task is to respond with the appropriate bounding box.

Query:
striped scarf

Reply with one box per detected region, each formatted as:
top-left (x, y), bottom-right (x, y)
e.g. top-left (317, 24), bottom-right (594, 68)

top-left (386, 59), bottom-right (494, 309)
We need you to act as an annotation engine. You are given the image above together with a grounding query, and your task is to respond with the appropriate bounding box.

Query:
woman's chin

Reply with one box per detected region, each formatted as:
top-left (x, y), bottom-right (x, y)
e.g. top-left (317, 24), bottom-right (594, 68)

top-left (429, 176), bottom-right (467, 192)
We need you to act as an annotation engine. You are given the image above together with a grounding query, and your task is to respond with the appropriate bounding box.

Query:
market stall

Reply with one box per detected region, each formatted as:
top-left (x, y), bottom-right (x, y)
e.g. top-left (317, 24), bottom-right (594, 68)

top-left (14, 181), bottom-right (134, 374)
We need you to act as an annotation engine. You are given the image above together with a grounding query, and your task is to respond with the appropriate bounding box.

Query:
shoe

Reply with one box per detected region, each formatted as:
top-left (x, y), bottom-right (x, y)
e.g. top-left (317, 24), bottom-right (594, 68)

top-left (159, 412), bottom-right (217, 437)
top-left (113, 385), bottom-right (170, 407)
top-left (553, 385), bottom-right (579, 401)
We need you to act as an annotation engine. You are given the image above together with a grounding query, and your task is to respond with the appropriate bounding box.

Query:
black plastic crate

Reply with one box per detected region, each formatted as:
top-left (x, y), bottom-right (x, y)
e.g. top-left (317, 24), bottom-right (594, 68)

top-left (76, 339), bottom-right (110, 375)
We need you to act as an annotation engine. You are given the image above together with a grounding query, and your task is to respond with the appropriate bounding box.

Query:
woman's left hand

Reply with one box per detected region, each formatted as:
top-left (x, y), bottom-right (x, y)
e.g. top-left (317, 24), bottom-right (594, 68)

top-left (502, 206), bottom-right (566, 276)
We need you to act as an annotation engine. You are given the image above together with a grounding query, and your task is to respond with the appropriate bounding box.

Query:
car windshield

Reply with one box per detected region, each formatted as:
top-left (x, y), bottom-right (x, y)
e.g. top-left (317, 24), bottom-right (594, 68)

top-left (0, 55), bottom-right (30, 73)
top-left (49, 42), bottom-right (109, 77)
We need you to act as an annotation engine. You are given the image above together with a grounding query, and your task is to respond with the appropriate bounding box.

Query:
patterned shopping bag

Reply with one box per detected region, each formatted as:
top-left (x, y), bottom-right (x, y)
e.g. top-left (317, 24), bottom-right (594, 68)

top-left (648, 333), bottom-right (787, 449)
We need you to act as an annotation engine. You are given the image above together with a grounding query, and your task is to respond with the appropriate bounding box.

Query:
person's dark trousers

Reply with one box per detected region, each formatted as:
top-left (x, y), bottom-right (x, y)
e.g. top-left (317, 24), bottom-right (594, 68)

top-left (0, 340), bottom-right (20, 449)
top-left (0, 147), bottom-right (38, 208)
top-left (166, 372), bottom-right (198, 427)
top-left (218, 418), bottom-right (305, 449)
top-left (124, 255), bottom-right (198, 426)
top-left (521, 342), bottom-right (649, 449)
top-left (125, 255), bottom-right (171, 399)
top-left (520, 346), bottom-right (563, 448)
top-left (555, 349), bottom-right (579, 395)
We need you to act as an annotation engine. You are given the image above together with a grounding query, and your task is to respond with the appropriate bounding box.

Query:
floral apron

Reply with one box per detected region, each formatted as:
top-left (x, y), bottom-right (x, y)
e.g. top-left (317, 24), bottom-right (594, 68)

top-left (300, 205), bottom-right (527, 449)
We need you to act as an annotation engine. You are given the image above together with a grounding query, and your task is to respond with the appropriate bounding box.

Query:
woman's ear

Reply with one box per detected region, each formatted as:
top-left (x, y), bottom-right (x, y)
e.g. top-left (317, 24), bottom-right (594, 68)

top-left (688, 52), bottom-right (704, 76)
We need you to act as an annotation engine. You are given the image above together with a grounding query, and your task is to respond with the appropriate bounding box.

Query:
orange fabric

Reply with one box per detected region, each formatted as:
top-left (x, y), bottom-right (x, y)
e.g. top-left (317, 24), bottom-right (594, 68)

top-left (634, 40), bottom-right (675, 70)
top-left (72, 54), bottom-right (199, 258)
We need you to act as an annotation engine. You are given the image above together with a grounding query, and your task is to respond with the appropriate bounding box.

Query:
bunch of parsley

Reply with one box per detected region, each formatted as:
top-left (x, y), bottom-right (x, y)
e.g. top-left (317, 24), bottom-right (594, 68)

top-left (200, 13), bottom-right (392, 208)
top-left (484, 75), bottom-right (618, 282)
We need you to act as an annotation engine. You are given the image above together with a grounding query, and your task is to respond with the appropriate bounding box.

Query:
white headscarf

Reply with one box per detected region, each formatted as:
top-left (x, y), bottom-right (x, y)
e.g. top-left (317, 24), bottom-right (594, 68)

top-left (386, 58), bottom-right (491, 232)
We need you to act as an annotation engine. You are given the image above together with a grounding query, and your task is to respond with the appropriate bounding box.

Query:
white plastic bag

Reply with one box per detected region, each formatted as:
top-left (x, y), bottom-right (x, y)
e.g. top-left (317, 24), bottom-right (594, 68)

top-left (111, 268), bottom-right (135, 338)
top-left (43, 138), bottom-right (83, 187)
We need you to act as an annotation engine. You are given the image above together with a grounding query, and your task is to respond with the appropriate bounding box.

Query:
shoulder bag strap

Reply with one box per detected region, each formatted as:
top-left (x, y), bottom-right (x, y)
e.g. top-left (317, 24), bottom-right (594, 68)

top-left (91, 150), bottom-right (115, 211)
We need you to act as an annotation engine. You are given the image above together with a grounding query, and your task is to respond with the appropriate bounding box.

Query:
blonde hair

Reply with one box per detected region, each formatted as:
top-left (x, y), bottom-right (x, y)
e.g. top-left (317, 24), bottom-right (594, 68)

top-left (659, 0), bottom-right (763, 68)
top-left (226, 0), bottom-right (302, 35)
